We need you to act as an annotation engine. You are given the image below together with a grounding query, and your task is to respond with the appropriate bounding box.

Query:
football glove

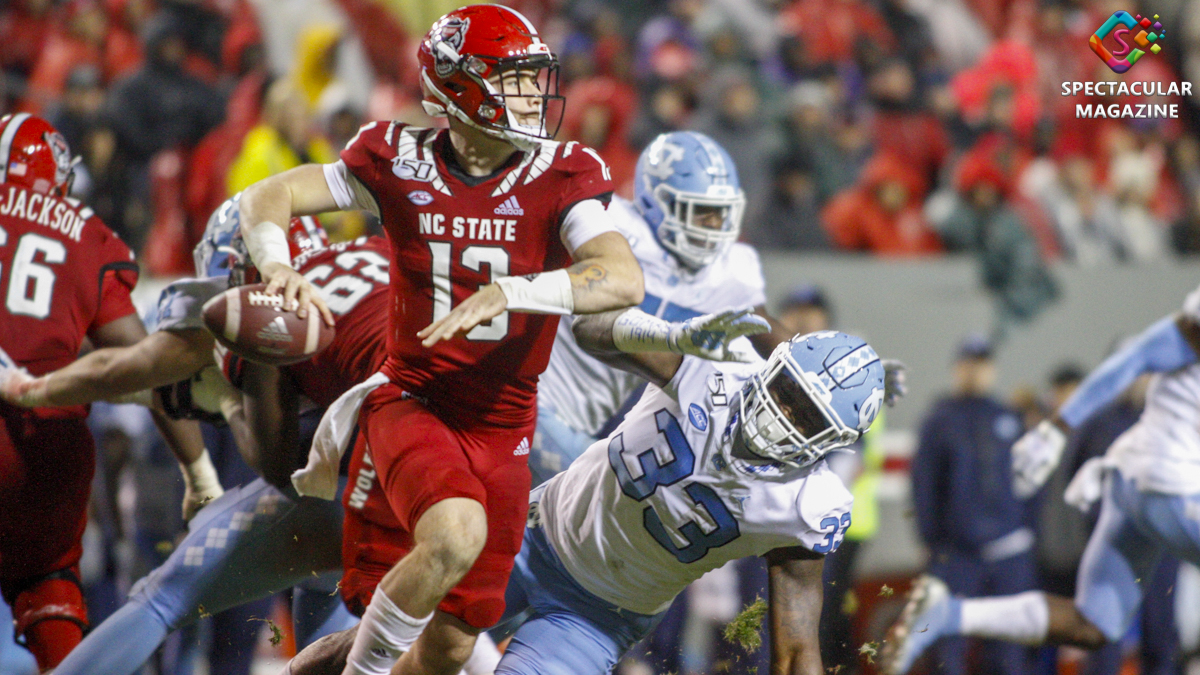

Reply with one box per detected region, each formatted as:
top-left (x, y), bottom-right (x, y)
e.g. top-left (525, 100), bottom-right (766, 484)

top-left (1012, 419), bottom-right (1068, 499)
top-left (1063, 456), bottom-right (1107, 513)
top-left (668, 308), bottom-right (771, 363)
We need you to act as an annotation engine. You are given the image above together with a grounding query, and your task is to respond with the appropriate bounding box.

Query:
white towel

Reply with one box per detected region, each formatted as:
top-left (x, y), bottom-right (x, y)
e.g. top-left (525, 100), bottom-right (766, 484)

top-left (292, 371), bottom-right (389, 499)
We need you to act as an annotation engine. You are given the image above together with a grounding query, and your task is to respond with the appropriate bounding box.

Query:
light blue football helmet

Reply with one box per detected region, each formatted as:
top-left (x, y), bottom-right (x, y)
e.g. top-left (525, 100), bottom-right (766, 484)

top-left (192, 192), bottom-right (245, 279)
top-left (634, 131), bottom-right (746, 270)
top-left (739, 331), bottom-right (885, 467)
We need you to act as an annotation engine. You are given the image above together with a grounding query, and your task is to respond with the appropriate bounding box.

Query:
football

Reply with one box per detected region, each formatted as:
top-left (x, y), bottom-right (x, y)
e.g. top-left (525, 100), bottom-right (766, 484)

top-left (201, 283), bottom-right (335, 366)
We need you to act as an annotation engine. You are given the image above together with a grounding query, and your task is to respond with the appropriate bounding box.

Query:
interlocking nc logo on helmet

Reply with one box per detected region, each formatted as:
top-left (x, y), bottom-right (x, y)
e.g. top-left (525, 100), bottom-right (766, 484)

top-left (642, 138), bottom-right (686, 179)
top-left (1090, 10), bottom-right (1165, 73)
top-left (432, 17), bottom-right (469, 78)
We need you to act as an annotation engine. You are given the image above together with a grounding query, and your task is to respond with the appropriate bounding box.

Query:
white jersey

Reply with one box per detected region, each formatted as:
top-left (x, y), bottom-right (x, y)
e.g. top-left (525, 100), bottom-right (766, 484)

top-left (538, 355), bottom-right (853, 615)
top-left (537, 197), bottom-right (768, 436)
top-left (1107, 364), bottom-right (1200, 495)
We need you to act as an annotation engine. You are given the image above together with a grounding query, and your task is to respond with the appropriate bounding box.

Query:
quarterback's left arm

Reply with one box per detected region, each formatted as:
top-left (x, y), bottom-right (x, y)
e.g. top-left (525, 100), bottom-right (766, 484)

top-left (418, 228), bottom-right (645, 347)
top-left (765, 546), bottom-right (826, 675)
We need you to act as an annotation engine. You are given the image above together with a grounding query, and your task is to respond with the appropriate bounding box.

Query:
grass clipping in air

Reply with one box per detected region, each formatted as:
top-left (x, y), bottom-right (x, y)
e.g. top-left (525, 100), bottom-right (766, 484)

top-left (724, 598), bottom-right (768, 652)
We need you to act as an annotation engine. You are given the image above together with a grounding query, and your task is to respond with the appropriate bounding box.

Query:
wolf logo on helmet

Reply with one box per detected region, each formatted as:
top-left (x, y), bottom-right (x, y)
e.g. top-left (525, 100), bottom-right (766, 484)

top-left (432, 17), bottom-right (469, 78)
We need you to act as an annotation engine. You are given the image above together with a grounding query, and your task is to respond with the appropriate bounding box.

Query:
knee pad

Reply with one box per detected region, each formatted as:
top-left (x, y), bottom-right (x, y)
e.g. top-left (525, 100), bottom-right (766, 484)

top-left (12, 569), bottom-right (88, 669)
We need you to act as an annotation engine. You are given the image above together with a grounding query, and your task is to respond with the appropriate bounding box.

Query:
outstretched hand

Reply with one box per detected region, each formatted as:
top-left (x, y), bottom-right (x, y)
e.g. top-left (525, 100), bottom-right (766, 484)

top-left (417, 284), bottom-right (508, 347)
top-left (0, 366), bottom-right (47, 407)
top-left (668, 308), bottom-right (771, 363)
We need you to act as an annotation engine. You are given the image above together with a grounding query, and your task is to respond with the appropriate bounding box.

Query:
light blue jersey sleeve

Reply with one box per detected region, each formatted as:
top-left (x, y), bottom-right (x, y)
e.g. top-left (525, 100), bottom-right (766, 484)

top-left (1058, 315), bottom-right (1199, 428)
top-left (152, 277), bottom-right (227, 333)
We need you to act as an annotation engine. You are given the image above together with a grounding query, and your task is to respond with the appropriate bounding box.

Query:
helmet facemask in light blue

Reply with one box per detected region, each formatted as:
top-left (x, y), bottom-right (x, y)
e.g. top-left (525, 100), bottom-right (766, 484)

top-left (635, 131), bottom-right (746, 270)
top-left (738, 331), bottom-right (886, 468)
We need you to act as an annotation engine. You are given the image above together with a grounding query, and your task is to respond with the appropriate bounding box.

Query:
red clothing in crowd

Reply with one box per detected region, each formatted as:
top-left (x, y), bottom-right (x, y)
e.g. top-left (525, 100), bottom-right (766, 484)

top-left (778, 0), bottom-right (894, 65)
top-left (561, 75), bottom-right (639, 198)
top-left (822, 153), bottom-right (941, 255)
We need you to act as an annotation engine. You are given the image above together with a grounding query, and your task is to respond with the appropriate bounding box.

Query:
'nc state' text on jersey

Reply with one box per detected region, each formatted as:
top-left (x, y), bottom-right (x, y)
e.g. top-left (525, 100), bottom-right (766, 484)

top-left (418, 212), bottom-right (518, 242)
top-left (0, 186), bottom-right (87, 242)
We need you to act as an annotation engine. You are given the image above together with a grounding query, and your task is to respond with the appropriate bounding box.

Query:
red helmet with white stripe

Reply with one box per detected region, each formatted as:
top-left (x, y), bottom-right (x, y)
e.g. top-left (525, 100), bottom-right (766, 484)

top-left (0, 113), bottom-right (75, 197)
top-left (417, 4), bottom-right (564, 150)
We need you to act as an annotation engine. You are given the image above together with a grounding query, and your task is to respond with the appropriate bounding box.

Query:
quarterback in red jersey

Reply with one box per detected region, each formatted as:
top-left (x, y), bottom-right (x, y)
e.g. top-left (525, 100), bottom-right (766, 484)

top-left (0, 113), bottom-right (149, 670)
top-left (237, 5), bottom-right (644, 674)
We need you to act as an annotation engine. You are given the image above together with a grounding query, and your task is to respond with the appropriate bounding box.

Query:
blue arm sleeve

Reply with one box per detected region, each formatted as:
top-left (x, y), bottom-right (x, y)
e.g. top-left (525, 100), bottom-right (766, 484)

top-left (1058, 315), bottom-right (1199, 428)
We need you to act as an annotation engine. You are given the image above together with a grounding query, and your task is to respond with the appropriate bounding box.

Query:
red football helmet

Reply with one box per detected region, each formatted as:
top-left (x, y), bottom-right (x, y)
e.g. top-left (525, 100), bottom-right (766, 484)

top-left (417, 5), bottom-right (564, 150)
top-left (0, 113), bottom-right (76, 197)
top-left (226, 215), bottom-right (329, 287)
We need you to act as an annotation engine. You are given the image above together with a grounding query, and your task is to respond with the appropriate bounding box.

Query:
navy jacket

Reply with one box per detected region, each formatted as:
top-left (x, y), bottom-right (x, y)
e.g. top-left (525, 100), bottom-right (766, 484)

top-left (912, 394), bottom-right (1030, 557)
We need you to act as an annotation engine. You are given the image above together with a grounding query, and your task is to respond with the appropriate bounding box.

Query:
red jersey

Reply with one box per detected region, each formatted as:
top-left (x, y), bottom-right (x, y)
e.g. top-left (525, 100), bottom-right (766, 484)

top-left (338, 123), bottom-right (613, 427)
top-left (0, 184), bottom-right (137, 418)
top-left (285, 236), bottom-right (390, 407)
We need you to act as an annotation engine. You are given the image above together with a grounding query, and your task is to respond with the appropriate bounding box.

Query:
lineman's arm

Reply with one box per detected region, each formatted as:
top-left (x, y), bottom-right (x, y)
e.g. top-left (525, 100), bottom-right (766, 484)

top-left (418, 230), bottom-right (646, 346)
top-left (91, 316), bottom-right (223, 519)
top-left (765, 546), bottom-right (826, 675)
top-left (238, 360), bottom-right (300, 490)
top-left (3, 328), bottom-right (213, 408)
top-left (572, 307), bottom-right (770, 388)
top-left (237, 164), bottom-right (337, 325)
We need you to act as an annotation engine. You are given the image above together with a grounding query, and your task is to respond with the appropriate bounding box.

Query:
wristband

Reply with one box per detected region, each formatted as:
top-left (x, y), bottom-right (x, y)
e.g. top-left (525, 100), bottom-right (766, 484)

top-left (494, 269), bottom-right (574, 315)
top-left (181, 449), bottom-right (221, 496)
top-left (612, 309), bottom-right (680, 354)
top-left (245, 221), bottom-right (291, 269)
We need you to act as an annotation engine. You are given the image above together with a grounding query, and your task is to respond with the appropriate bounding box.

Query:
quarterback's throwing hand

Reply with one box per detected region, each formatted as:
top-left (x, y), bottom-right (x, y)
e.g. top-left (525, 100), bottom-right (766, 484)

top-left (1011, 419), bottom-right (1068, 498)
top-left (418, 283), bottom-right (509, 347)
top-left (260, 261), bottom-right (335, 327)
top-left (668, 308), bottom-right (770, 363)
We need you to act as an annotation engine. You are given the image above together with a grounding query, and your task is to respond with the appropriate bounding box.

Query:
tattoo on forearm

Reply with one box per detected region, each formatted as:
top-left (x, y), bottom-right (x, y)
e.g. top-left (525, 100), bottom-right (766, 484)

top-left (569, 263), bottom-right (608, 291)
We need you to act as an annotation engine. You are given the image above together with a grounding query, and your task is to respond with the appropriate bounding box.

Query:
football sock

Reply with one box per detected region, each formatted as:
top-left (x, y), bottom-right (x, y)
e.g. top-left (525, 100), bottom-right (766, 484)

top-left (342, 590), bottom-right (431, 675)
top-left (960, 591), bottom-right (1049, 645)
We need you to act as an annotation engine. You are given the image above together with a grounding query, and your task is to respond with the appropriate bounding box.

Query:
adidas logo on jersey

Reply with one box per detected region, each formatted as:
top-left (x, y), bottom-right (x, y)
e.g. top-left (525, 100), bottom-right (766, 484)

top-left (494, 196), bottom-right (524, 216)
top-left (513, 437), bottom-right (530, 456)
top-left (256, 317), bottom-right (294, 343)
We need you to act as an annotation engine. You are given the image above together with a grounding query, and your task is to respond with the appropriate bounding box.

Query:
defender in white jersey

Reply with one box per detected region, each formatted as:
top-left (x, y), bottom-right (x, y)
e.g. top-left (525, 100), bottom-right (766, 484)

top-left (490, 312), bottom-right (886, 675)
top-left (882, 286), bottom-right (1200, 674)
top-left (533, 130), bottom-right (788, 484)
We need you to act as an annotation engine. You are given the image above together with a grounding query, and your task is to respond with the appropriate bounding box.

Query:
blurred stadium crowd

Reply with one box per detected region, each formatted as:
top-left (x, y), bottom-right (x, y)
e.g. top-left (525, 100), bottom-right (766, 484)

top-left (3, 0), bottom-right (1199, 673)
